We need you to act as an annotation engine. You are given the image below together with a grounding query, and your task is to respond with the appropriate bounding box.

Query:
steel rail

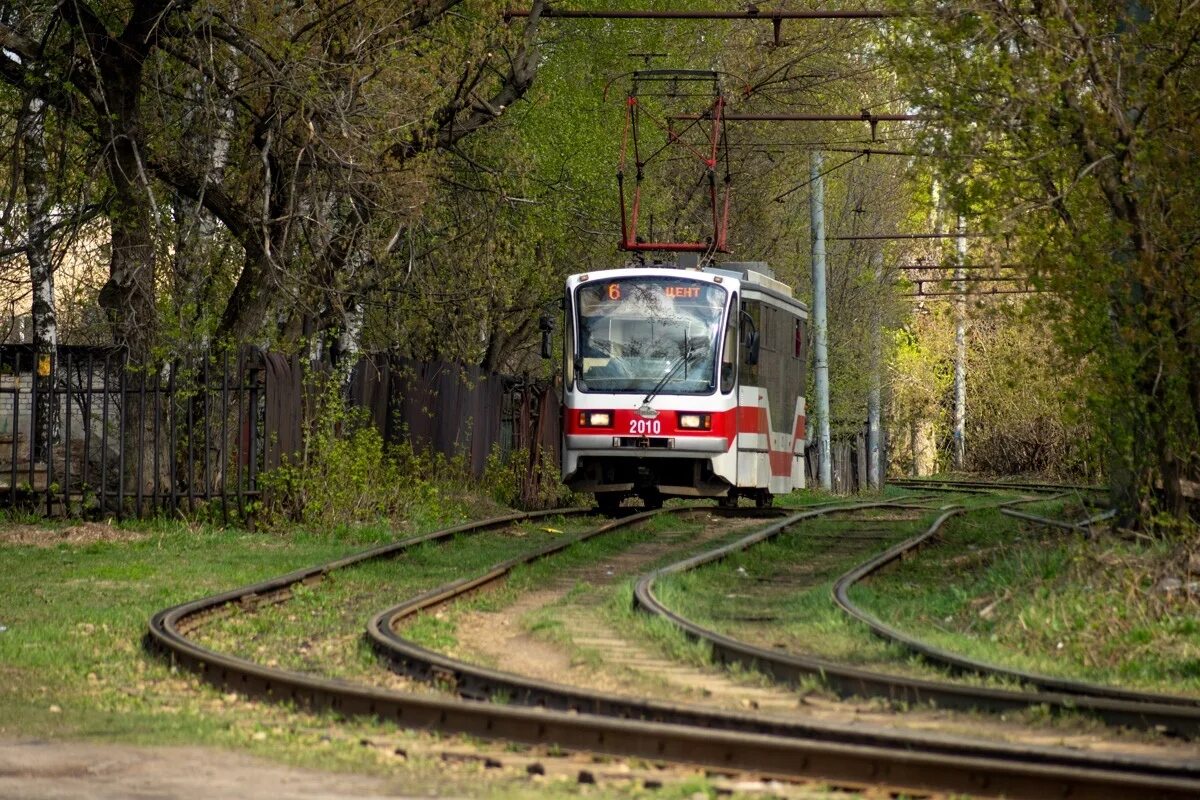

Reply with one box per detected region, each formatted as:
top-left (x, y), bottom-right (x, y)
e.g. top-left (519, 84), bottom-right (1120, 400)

top-left (503, 8), bottom-right (899, 20)
top-left (634, 503), bottom-right (1200, 737)
top-left (155, 508), bottom-right (587, 634)
top-left (1000, 506), bottom-right (1118, 531)
top-left (146, 505), bottom-right (1200, 799)
top-left (890, 477), bottom-right (1106, 494)
top-left (833, 510), bottom-right (1198, 718)
top-left (367, 500), bottom-right (1200, 785)
top-left (674, 112), bottom-right (922, 123)
top-left (370, 504), bottom-right (838, 726)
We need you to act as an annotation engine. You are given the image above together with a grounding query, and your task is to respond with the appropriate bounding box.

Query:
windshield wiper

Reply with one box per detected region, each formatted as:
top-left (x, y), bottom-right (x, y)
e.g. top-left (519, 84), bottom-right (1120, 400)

top-left (641, 351), bottom-right (694, 405)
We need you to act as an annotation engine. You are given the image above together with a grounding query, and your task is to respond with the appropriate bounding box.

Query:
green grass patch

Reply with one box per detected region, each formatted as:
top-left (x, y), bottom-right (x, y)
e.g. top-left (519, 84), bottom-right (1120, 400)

top-left (774, 485), bottom-right (918, 508)
top-left (856, 500), bottom-right (1200, 695)
top-left (1, 509), bottom-right (688, 796)
top-left (0, 515), bottom-right (493, 780)
top-left (643, 493), bottom-right (1042, 687)
top-left (197, 514), bottom-right (605, 674)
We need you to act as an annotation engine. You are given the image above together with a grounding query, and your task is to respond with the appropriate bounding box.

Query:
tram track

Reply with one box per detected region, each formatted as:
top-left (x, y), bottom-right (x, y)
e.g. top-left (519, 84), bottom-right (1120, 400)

top-left (832, 508), bottom-right (1200, 716)
top-left (636, 499), bottom-right (1200, 737)
top-left (147, 495), bottom-right (1200, 799)
top-left (890, 477), bottom-right (1106, 495)
top-left (369, 499), bottom-right (914, 722)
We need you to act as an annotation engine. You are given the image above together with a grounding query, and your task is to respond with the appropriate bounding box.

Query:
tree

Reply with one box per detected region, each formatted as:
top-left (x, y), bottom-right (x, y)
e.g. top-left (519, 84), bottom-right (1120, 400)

top-left (0, 0), bottom-right (548, 361)
top-left (890, 2), bottom-right (1200, 526)
top-left (18, 89), bottom-right (56, 462)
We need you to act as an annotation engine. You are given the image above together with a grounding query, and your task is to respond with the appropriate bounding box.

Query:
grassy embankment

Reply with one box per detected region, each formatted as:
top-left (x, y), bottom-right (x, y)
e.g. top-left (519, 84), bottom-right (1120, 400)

top-left (5, 483), bottom-right (1193, 795)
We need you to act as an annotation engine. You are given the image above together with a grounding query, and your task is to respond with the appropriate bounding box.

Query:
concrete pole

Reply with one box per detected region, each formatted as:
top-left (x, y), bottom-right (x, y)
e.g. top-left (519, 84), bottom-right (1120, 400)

top-left (810, 152), bottom-right (832, 491)
top-left (867, 248), bottom-right (883, 489)
top-left (953, 217), bottom-right (967, 471)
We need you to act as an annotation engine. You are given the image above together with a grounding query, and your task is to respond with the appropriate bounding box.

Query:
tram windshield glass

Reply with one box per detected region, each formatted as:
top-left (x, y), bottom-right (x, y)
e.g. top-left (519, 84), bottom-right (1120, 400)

top-left (574, 277), bottom-right (727, 394)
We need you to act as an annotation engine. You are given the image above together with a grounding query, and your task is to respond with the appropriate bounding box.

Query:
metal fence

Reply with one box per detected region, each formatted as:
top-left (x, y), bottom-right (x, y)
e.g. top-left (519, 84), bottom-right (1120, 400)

top-left (0, 345), bottom-right (296, 521)
top-left (2, 345), bottom-right (561, 520)
top-left (349, 355), bottom-right (561, 505)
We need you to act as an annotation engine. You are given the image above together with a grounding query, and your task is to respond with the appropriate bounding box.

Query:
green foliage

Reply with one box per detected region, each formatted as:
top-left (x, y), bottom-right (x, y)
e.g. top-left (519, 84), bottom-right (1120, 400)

top-left (886, 3), bottom-right (1200, 523)
top-left (888, 314), bottom-right (953, 475)
top-left (482, 445), bottom-right (579, 511)
top-left (481, 445), bottom-right (521, 508)
top-left (965, 308), bottom-right (1101, 478)
top-left (258, 374), bottom-right (464, 529)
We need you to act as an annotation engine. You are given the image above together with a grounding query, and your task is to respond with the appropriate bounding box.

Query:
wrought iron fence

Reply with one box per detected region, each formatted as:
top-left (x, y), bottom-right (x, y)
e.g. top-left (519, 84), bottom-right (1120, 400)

top-left (0, 346), bottom-right (297, 521)
top-left (2, 345), bottom-right (561, 520)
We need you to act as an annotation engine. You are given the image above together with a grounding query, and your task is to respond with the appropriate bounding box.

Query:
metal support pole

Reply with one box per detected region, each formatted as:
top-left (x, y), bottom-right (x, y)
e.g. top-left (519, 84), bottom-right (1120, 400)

top-left (810, 152), bottom-right (832, 491)
top-left (953, 218), bottom-right (967, 471)
top-left (867, 249), bottom-right (883, 489)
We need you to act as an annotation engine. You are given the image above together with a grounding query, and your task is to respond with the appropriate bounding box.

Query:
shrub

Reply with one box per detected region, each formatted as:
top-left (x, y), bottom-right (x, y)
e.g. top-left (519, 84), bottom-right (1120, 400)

top-left (258, 374), bottom-right (458, 529)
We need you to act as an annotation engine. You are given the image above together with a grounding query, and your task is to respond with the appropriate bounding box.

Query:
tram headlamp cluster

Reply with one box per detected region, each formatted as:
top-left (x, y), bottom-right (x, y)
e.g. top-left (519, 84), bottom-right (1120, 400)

top-left (677, 413), bottom-right (712, 430)
top-left (578, 411), bottom-right (612, 428)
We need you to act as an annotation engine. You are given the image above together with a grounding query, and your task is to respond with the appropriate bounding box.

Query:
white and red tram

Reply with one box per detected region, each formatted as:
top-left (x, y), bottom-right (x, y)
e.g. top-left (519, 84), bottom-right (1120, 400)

top-left (561, 263), bottom-right (808, 510)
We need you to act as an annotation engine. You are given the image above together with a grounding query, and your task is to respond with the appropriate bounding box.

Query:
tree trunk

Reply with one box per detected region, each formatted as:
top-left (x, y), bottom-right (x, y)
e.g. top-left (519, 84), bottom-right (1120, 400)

top-left (19, 93), bottom-right (57, 465)
top-left (97, 146), bottom-right (157, 361)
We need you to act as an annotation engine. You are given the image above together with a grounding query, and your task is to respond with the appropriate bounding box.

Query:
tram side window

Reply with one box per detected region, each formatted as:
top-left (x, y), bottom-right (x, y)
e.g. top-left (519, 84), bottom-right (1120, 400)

top-left (777, 310), bottom-right (802, 433)
top-left (749, 304), bottom-right (802, 434)
top-left (740, 300), bottom-right (761, 385)
top-left (765, 306), bottom-right (789, 434)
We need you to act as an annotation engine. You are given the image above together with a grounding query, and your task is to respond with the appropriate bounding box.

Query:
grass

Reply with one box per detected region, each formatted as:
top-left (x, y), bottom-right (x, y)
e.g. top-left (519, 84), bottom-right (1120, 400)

top-left (24, 486), bottom-right (1178, 796)
top-left (646, 505), bottom-right (940, 671)
top-left (195, 513), bottom-right (603, 679)
top-left (5, 501), bottom-right (822, 797)
top-left (855, 498), bottom-right (1200, 695)
top-left (0, 515), bottom-right (460, 775)
top-left (639, 491), bottom-right (1127, 698)
top-left (0, 508), bottom-right (691, 796)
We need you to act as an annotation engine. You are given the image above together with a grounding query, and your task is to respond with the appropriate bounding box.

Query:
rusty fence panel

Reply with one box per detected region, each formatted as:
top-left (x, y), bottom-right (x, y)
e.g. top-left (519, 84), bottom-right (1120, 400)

top-left (0, 345), bottom-right (563, 520)
top-left (0, 345), bottom-right (284, 520)
top-left (350, 356), bottom-right (560, 494)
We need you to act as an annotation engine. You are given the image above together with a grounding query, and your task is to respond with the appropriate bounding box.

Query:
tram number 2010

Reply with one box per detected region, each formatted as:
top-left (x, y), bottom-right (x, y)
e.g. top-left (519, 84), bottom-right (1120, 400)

top-left (629, 419), bottom-right (662, 435)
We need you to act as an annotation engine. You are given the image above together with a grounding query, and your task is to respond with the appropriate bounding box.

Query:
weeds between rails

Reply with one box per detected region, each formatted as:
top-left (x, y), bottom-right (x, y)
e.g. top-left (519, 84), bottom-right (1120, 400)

top-left (637, 490), bottom-right (1200, 736)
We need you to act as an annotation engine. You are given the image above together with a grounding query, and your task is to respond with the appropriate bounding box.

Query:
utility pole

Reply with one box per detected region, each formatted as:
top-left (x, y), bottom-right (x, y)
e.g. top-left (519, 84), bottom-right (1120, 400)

top-left (867, 248), bottom-right (883, 488)
top-left (810, 152), bottom-right (832, 491)
top-left (953, 218), bottom-right (967, 471)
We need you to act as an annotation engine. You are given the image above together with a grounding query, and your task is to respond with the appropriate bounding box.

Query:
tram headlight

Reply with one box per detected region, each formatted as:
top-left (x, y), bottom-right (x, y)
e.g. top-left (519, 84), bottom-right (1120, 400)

top-left (677, 413), bottom-right (712, 431)
top-left (578, 411), bottom-right (613, 428)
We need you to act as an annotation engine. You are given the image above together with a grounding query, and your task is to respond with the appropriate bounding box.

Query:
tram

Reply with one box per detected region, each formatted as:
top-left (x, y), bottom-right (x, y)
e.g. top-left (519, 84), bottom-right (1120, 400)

top-left (561, 262), bottom-right (808, 510)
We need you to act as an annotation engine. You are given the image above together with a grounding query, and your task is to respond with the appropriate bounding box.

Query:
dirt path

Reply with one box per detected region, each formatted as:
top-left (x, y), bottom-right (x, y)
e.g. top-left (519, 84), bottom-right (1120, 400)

top-left (0, 740), bottom-right (422, 799)
top-left (447, 516), bottom-right (803, 705)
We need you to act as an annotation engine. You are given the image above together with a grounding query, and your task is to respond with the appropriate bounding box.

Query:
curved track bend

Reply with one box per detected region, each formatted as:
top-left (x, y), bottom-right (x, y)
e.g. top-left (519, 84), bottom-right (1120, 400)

top-left (148, 501), bottom-right (1200, 799)
top-left (636, 497), bottom-right (1200, 736)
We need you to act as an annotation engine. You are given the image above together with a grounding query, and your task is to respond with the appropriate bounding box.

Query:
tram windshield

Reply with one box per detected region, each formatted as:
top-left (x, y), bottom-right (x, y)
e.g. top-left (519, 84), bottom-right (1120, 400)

top-left (574, 277), bottom-right (727, 394)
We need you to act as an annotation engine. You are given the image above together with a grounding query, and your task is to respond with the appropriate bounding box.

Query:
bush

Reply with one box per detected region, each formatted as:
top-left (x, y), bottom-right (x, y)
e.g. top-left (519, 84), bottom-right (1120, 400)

top-left (482, 444), bottom-right (579, 511)
top-left (258, 374), bottom-right (462, 529)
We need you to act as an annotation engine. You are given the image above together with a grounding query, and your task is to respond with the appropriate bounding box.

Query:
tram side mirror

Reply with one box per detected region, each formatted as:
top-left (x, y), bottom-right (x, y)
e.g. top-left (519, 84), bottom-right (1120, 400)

top-left (745, 331), bottom-right (760, 366)
top-left (539, 314), bottom-right (554, 360)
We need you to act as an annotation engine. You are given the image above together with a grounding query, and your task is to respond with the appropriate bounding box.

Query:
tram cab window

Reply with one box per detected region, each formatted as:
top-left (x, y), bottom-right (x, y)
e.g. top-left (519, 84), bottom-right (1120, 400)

top-left (720, 294), bottom-right (737, 394)
top-left (574, 277), bottom-right (726, 395)
top-left (564, 289), bottom-right (575, 388)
